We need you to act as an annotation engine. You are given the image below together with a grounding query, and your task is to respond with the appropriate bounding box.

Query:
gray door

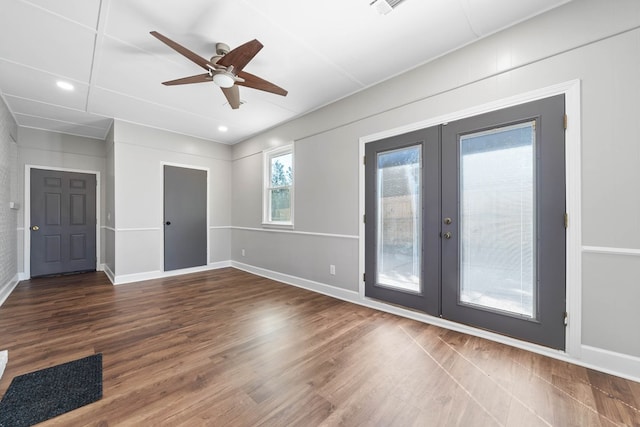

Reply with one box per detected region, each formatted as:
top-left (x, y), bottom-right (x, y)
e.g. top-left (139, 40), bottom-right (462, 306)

top-left (441, 95), bottom-right (566, 350)
top-left (163, 165), bottom-right (207, 271)
top-left (364, 95), bottom-right (566, 350)
top-left (364, 127), bottom-right (441, 314)
top-left (30, 168), bottom-right (97, 277)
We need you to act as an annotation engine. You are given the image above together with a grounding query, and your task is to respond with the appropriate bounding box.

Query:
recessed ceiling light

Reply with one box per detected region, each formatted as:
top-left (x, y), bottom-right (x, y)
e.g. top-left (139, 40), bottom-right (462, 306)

top-left (218, 125), bottom-right (228, 132)
top-left (56, 81), bottom-right (74, 91)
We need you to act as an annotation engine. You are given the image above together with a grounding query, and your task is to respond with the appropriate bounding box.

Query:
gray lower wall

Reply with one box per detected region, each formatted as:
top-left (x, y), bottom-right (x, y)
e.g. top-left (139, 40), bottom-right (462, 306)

top-left (232, 229), bottom-right (359, 292)
top-left (582, 252), bottom-right (640, 357)
top-left (230, 0), bottom-right (640, 361)
top-left (0, 96), bottom-right (18, 291)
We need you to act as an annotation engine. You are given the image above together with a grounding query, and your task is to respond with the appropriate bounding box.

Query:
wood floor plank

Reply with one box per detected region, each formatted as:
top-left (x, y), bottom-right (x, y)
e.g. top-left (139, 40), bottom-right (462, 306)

top-left (0, 269), bottom-right (638, 426)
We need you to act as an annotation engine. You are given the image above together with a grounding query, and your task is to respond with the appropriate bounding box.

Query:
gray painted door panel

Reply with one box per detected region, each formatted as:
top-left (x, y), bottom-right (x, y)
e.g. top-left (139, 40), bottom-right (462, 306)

top-left (164, 166), bottom-right (207, 271)
top-left (441, 94), bottom-right (566, 350)
top-left (364, 127), bottom-right (441, 315)
top-left (30, 169), bottom-right (96, 277)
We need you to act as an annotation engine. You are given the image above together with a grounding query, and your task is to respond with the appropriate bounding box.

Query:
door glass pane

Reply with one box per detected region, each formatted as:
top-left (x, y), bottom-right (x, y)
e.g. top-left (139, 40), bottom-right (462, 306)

top-left (459, 122), bottom-right (536, 318)
top-left (376, 145), bottom-right (421, 293)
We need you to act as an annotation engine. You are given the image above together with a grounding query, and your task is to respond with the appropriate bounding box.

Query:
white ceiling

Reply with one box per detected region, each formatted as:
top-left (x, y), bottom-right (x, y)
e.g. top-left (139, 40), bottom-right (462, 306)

top-left (0, 0), bottom-right (570, 144)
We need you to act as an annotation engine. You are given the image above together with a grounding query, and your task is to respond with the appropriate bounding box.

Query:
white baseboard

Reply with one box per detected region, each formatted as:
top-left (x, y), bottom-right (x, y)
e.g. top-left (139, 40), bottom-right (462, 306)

top-left (0, 350), bottom-right (7, 381)
top-left (101, 263), bottom-right (116, 284)
top-left (111, 261), bottom-right (232, 285)
top-left (231, 261), bottom-right (360, 302)
top-left (580, 345), bottom-right (640, 383)
top-left (230, 261), bottom-right (640, 384)
top-left (0, 273), bottom-right (20, 307)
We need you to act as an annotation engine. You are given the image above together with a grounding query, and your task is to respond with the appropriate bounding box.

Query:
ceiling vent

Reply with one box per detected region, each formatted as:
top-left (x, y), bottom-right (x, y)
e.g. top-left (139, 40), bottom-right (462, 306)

top-left (370, 0), bottom-right (405, 15)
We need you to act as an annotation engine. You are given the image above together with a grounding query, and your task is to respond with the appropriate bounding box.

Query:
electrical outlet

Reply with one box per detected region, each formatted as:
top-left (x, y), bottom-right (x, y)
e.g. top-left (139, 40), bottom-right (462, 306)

top-left (330, 265), bottom-right (336, 275)
top-left (242, 249), bottom-right (246, 256)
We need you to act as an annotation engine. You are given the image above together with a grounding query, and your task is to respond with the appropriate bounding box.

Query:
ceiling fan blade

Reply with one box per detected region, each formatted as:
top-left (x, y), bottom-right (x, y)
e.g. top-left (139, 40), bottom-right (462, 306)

top-left (221, 86), bottom-right (241, 109)
top-left (162, 73), bottom-right (212, 86)
top-left (218, 39), bottom-right (263, 72)
top-left (150, 31), bottom-right (212, 70)
top-left (236, 71), bottom-right (288, 96)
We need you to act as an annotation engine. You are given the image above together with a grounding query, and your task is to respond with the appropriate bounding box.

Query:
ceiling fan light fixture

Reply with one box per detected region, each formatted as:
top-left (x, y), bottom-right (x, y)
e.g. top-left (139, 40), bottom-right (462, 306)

top-left (213, 71), bottom-right (235, 88)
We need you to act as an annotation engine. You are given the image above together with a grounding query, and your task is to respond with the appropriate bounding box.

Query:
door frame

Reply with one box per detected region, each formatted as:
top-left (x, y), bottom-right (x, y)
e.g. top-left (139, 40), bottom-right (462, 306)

top-left (160, 162), bottom-right (210, 272)
top-left (358, 79), bottom-right (582, 358)
top-left (24, 165), bottom-right (101, 279)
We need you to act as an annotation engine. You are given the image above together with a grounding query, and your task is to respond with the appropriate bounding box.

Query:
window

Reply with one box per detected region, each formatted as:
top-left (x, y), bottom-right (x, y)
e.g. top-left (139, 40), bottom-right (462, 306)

top-left (263, 145), bottom-right (293, 226)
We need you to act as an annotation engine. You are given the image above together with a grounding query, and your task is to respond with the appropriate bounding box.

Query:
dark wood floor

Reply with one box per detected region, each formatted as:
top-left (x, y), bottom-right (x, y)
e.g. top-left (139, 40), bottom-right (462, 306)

top-left (0, 269), bottom-right (638, 426)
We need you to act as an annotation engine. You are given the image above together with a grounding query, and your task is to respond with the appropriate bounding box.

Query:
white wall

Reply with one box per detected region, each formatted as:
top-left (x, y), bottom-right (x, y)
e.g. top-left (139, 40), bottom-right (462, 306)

top-left (104, 125), bottom-right (115, 278)
top-left (0, 95), bottom-right (18, 304)
top-left (230, 0), bottom-right (640, 380)
top-left (111, 121), bottom-right (232, 283)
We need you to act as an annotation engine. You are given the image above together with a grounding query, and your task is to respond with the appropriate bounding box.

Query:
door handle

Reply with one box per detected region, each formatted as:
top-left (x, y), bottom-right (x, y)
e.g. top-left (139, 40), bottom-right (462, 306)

top-left (30, 225), bottom-right (40, 231)
top-left (442, 231), bottom-right (452, 239)
top-left (165, 221), bottom-right (171, 226)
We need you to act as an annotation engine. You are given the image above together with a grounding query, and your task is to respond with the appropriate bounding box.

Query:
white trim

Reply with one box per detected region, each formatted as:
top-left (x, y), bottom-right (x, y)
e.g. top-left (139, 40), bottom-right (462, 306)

top-left (580, 345), bottom-right (640, 383)
top-left (102, 263), bottom-right (115, 284)
top-left (564, 80), bottom-right (582, 359)
top-left (116, 227), bottom-right (161, 232)
top-left (160, 162), bottom-right (210, 273)
top-left (262, 144), bottom-right (294, 226)
top-left (0, 273), bottom-right (20, 307)
top-left (231, 261), bottom-right (359, 302)
top-left (228, 263), bottom-right (640, 383)
top-left (209, 225), bottom-right (232, 230)
top-left (103, 226), bottom-right (116, 232)
top-left (0, 350), bottom-right (7, 381)
top-left (111, 261), bottom-right (231, 285)
top-left (358, 80), bottom-right (582, 357)
top-left (582, 246), bottom-right (640, 257)
top-left (24, 165), bottom-right (102, 279)
top-left (0, 350), bottom-right (9, 378)
top-left (231, 226), bottom-right (358, 240)
top-left (360, 80), bottom-right (582, 144)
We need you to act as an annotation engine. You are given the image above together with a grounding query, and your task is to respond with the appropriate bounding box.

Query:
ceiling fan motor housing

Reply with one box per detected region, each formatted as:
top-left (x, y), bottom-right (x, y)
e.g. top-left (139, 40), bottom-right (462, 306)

top-left (216, 42), bottom-right (230, 56)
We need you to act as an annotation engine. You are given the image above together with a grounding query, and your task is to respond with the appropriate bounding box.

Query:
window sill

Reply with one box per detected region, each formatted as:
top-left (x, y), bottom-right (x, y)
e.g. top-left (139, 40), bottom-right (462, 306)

top-left (262, 222), bottom-right (294, 230)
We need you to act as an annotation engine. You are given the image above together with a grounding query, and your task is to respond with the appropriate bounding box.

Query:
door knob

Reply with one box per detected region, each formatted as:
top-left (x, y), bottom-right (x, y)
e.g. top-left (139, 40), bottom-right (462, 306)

top-left (165, 221), bottom-right (171, 226)
top-left (442, 231), bottom-right (452, 239)
top-left (30, 225), bottom-right (39, 231)
top-left (443, 217), bottom-right (452, 225)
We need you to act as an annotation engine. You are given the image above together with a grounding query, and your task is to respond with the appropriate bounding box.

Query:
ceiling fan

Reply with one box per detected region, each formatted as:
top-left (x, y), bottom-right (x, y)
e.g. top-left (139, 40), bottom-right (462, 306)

top-left (150, 31), bottom-right (288, 109)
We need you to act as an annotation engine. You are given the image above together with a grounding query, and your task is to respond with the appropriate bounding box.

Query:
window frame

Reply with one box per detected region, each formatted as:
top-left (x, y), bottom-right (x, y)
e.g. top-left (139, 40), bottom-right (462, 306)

top-left (262, 144), bottom-right (294, 228)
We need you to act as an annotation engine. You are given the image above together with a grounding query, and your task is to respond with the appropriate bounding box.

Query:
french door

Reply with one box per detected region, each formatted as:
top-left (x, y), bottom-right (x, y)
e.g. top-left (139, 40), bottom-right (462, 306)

top-left (364, 95), bottom-right (566, 349)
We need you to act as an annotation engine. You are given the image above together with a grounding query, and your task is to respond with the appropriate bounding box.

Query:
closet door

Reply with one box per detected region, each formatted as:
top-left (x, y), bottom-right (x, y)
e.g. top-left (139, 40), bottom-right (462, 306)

top-left (164, 165), bottom-right (207, 271)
